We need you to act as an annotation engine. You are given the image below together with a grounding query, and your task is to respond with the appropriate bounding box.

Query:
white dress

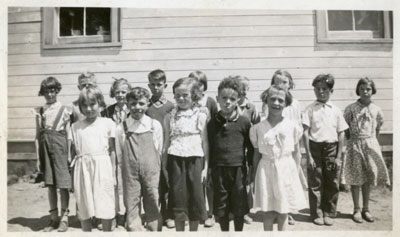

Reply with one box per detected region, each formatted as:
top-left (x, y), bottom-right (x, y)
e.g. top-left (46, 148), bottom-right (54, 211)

top-left (69, 117), bottom-right (116, 220)
top-left (250, 118), bottom-right (307, 213)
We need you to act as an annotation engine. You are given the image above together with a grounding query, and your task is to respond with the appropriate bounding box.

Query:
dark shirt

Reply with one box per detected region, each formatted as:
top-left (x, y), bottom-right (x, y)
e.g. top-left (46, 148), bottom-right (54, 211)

top-left (145, 95), bottom-right (174, 127)
top-left (208, 111), bottom-right (254, 167)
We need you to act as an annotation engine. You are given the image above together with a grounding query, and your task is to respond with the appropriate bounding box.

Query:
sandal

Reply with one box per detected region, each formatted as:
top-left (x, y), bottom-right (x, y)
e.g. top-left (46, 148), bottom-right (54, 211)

top-left (352, 210), bottom-right (363, 223)
top-left (57, 209), bottom-right (69, 232)
top-left (362, 210), bottom-right (375, 222)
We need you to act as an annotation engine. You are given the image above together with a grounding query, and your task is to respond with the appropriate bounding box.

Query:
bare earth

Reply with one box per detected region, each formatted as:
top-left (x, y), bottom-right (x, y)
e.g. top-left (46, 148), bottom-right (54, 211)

top-left (7, 181), bottom-right (392, 232)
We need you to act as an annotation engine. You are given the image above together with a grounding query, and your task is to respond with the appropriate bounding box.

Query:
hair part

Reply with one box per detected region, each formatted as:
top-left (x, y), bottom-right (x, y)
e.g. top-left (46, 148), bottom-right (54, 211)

top-left (38, 76), bottom-right (62, 96)
top-left (148, 69), bottom-right (166, 83)
top-left (109, 78), bottom-right (132, 98)
top-left (260, 85), bottom-right (293, 107)
top-left (312, 74), bottom-right (335, 89)
top-left (172, 77), bottom-right (202, 103)
top-left (126, 87), bottom-right (151, 102)
top-left (356, 77), bottom-right (377, 96)
top-left (78, 86), bottom-right (106, 114)
top-left (188, 70), bottom-right (208, 91)
top-left (271, 69), bottom-right (295, 90)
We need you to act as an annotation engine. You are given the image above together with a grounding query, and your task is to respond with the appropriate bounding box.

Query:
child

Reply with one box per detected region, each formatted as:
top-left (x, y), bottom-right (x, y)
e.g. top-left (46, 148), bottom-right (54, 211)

top-left (188, 70), bottom-right (217, 227)
top-left (101, 78), bottom-right (132, 229)
top-left (115, 87), bottom-right (163, 231)
top-left (69, 87), bottom-right (116, 232)
top-left (237, 76), bottom-right (261, 125)
top-left (71, 72), bottom-right (97, 123)
top-left (302, 74), bottom-right (348, 226)
top-left (341, 77), bottom-right (390, 223)
top-left (146, 69), bottom-right (175, 228)
top-left (250, 86), bottom-right (307, 231)
top-left (163, 77), bottom-right (208, 231)
top-left (270, 69), bottom-right (307, 225)
top-left (34, 77), bottom-right (72, 232)
top-left (208, 76), bottom-right (253, 231)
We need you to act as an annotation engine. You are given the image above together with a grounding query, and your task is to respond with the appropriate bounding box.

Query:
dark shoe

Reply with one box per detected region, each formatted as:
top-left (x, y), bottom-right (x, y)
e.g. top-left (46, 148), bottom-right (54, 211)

top-left (352, 210), bottom-right (363, 223)
top-left (244, 214), bottom-right (253, 224)
top-left (323, 216), bottom-right (334, 226)
top-left (362, 211), bottom-right (375, 222)
top-left (288, 215), bottom-right (295, 225)
top-left (204, 216), bottom-right (215, 227)
top-left (313, 217), bottom-right (324, 226)
top-left (44, 219), bottom-right (59, 232)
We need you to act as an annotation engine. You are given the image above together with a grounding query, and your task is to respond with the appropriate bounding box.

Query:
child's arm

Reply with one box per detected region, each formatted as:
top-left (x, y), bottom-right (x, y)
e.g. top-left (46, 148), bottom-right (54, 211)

top-left (162, 114), bottom-right (171, 186)
top-left (302, 125), bottom-right (315, 168)
top-left (336, 131), bottom-right (345, 167)
top-left (109, 137), bottom-right (117, 184)
top-left (200, 122), bottom-right (209, 184)
top-left (34, 112), bottom-right (41, 172)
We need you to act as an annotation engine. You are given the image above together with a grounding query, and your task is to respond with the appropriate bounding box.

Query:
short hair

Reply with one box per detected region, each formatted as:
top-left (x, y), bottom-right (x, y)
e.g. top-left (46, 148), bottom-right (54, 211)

top-left (148, 69), bottom-right (166, 83)
top-left (126, 87), bottom-right (151, 102)
top-left (312, 74), bottom-right (335, 89)
top-left (271, 69), bottom-right (295, 90)
top-left (38, 77), bottom-right (62, 96)
top-left (78, 86), bottom-right (107, 114)
top-left (217, 76), bottom-right (243, 95)
top-left (188, 71), bottom-right (208, 91)
top-left (260, 85), bottom-right (293, 106)
top-left (172, 77), bottom-right (202, 103)
top-left (78, 72), bottom-right (96, 84)
top-left (109, 78), bottom-right (132, 98)
top-left (356, 77), bottom-right (377, 96)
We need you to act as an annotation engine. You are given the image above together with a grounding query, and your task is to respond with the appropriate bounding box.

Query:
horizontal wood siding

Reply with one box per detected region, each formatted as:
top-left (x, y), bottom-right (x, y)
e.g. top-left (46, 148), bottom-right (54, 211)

top-left (8, 7), bottom-right (393, 142)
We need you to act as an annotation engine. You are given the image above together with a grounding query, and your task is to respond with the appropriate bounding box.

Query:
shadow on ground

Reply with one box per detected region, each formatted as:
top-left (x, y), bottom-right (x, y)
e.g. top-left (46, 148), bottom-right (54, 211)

top-left (8, 215), bottom-right (81, 231)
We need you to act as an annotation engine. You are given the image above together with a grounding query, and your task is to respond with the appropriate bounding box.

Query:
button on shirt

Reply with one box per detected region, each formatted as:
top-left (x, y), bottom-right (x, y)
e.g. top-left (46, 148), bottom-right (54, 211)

top-left (115, 115), bottom-right (163, 161)
top-left (302, 101), bottom-right (348, 143)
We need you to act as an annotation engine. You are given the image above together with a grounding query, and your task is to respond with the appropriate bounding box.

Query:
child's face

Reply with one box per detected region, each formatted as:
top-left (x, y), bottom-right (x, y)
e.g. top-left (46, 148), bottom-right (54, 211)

top-left (313, 81), bottom-right (332, 103)
top-left (78, 78), bottom-right (96, 90)
top-left (174, 84), bottom-right (193, 110)
top-left (358, 83), bottom-right (373, 100)
top-left (238, 82), bottom-right (249, 104)
top-left (43, 88), bottom-right (57, 104)
top-left (266, 89), bottom-right (286, 115)
top-left (127, 97), bottom-right (149, 120)
top-left (274, 75), bottom-right (290, 92)
top-left (114, 84), bottom-right (129, 105)
top-left (80, 98), bottom-right (100, 119)
top-left (148, 78), bottom-right (167, 97)
top-left (217, 88), bottom-right (239, 116)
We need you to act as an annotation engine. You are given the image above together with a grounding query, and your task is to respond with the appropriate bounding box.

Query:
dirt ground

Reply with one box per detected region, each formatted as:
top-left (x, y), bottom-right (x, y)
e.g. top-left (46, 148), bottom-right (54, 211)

top-left (7, 180), bottom-right (392, 232)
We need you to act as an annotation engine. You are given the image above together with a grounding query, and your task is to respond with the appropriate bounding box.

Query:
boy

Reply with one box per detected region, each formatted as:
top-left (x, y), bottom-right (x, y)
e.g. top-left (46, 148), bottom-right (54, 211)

top-left (115, 87), bottom-right (163, 231)
top-left (302, 74), bottom-right (348, 226)
top-left (145, 69), bottom-right (175, 228)
top-left (236, 76), bottom-right (261, 125)
top-left (71, 72), bottom-right (97, 123)
top-left (208, 76), bottom-right (253, 231)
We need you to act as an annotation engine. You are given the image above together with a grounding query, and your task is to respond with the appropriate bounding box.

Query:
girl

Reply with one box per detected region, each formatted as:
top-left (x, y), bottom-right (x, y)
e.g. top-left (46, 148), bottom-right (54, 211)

top-left (163, 77), bottom-right (209, 231)
top-left (270, 69), bottom-right (307, 225)
top-left (101, 78), bottom-right (132, 230)
top-left (250, 86), bottom-right (307, 231)
top-left (341, 77), bottom-right (390, 223)
top-left (34, 77), bottom-right (72, 232)
top-left (69, 87), bottom-right (116, 232)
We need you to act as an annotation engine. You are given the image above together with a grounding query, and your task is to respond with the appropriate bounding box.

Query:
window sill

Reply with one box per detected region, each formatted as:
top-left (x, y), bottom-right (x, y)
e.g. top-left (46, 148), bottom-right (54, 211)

top-left (42, 42), bottom-right (122, 50)
top-left (317, 38), bottom-right (393, 44)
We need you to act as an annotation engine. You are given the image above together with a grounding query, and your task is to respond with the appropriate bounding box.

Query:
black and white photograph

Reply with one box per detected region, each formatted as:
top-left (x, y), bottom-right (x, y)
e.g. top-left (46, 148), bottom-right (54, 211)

top-left (2, 0), bottom-right (398, 234)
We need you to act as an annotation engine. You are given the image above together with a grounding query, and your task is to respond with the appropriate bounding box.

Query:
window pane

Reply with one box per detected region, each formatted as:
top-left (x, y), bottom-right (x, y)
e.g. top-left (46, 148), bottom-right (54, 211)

top-left (354, 11), bottom-right (384, 38)
top-left (60, 8), bottom-right (84, 36)
top-left (328, 10), bottom-right (353, 31)
top-left (86, 8), bottom-right (111, 36)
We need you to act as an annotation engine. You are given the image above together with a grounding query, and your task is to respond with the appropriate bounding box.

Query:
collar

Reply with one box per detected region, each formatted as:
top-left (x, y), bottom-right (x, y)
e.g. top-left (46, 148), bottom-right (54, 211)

top-left (43, 101), bottom-right (60, 110)
top-left (150, 94), bottom-right (168, 106)
top-left (114, 103), bottom-right (128, 112)
top-left (216, 110), bottom-right (240, 123)
top-left (238, 98), bottom-right (249, 109)
top-left (127, 114), bottom-right (152, 131)
top-left (315, 100), bottom-right (333, 108)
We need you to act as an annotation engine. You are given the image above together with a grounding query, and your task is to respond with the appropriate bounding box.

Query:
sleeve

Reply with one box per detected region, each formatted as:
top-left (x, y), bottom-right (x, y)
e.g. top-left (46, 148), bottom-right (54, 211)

top-left (336, 108), bottom-right (349, 132)
top-left (62, 105), bottom-right (73, 125)
top-left (249, 125), bottom-right (259, 148)
top-left (244, 120), bottom-right (254, 166)
top-left (197, 109), bottom-right (208, 131)
top-left (302, 105), bottom-right (312, 127)
top-left (108, 119), bottom-right (116, 138)
top-left (153, 119), bottom-right (164, 155)
top-left (376, 106), bottom-right (384, 130)
top-left (293, 122), bottom-right (303, 144)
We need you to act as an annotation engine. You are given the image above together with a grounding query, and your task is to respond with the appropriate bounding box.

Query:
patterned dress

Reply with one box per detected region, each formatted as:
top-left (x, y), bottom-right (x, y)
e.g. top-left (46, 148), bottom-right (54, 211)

top-left (341, 101), bottom-right (390, 186)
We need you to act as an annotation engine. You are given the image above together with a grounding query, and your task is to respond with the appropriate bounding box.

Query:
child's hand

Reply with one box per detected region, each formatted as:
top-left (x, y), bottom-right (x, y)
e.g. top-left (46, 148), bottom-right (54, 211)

top-left (201, 169), bottom-right (207, 184)
top-left (307, 154), bottom-right (316, 169)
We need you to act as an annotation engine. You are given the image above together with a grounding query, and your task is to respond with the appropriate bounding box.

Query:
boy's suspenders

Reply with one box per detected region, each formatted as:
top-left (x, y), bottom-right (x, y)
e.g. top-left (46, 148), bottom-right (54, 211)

top-left (122, 119), bottom-right (155, 159)
top-left (40, 105), bottom-right (65, 130)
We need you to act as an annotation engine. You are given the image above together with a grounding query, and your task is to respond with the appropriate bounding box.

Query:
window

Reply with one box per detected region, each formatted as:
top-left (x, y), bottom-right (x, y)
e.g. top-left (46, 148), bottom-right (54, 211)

top-left (42, 7), bottom-right (121, 49)
top-left (316, 10), bottom-right (393, 44)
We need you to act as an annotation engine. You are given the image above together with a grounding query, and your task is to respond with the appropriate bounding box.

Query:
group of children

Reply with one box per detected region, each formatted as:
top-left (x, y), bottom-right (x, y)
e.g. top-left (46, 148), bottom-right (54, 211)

top-left (34, 69), bottom-right (391, 232)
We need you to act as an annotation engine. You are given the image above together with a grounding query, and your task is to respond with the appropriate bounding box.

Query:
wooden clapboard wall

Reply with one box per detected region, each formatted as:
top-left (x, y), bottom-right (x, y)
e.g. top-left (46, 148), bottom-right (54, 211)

top-left (8, 7), bottom-right (393, 145)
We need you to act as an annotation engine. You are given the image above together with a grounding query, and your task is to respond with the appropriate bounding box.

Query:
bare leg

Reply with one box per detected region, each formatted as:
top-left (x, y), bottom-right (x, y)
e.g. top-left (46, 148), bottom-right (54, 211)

top-left (81, 219), bottom-right (92, 232)
top-left (263, 212), bottom-right (275, 231)
top-left (189, 220), bottom-right (199, 231)
top-left (277, 213), bottom-right (288, 231)
top-left (59, 189), bottom-right (70, 216)
top-left (102, 219), bottom-right (112, 232)
top-left (361, 183), bottom-right (371, 211)
top-left (48, 186), bottom-right (58, 221)
top-left (175, 220), bottom-right (185, 231)
top-left (351, 186), bottom-right (361, 211)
